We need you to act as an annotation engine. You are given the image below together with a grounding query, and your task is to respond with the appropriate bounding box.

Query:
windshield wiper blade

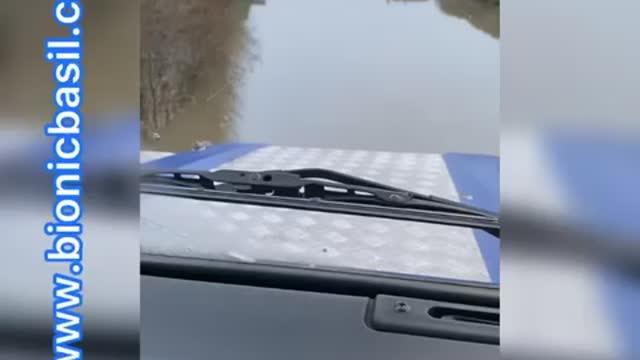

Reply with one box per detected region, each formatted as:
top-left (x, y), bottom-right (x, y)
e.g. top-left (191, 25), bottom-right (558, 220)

top-left (140, 168), bottom-right (500, 236)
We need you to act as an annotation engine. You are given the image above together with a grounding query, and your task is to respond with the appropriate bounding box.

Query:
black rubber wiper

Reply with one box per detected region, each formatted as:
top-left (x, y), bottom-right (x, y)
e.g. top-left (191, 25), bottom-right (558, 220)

top-left (140, 168), bottom-right (500, 237)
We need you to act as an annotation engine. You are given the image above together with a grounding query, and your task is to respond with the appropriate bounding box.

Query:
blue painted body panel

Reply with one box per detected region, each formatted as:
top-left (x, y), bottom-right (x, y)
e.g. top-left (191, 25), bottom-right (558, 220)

top-left (444, 153), bottom-right (500, 283)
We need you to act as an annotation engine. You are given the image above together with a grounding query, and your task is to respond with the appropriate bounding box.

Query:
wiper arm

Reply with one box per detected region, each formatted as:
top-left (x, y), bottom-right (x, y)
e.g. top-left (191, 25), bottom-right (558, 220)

top-left (140, 168), bottom-right (500, 237)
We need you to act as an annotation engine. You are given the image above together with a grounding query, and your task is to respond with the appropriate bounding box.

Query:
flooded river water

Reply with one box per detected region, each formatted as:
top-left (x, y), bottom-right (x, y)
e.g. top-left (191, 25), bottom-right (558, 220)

top-left (141, 0), bottom-right (499, 155)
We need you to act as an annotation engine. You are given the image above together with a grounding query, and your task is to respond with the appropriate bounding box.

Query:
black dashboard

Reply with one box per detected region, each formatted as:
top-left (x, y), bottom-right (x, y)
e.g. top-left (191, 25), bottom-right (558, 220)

top-left (141, 261), bottom-right (499, 360)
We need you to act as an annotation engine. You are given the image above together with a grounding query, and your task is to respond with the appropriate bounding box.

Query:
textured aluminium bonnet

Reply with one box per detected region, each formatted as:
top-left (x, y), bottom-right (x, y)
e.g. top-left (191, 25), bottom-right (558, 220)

top-left (141, 146), bottom-right (492, 283)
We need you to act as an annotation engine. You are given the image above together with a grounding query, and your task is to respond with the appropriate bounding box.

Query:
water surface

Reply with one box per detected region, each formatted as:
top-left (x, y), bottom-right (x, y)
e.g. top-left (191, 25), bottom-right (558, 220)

top-left (142, 0), bottom-right (499, 155)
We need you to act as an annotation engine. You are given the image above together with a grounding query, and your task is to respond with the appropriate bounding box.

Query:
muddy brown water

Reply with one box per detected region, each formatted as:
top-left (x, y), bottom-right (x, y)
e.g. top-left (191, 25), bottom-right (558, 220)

top-left (141, 0), bottom-right (500, 155)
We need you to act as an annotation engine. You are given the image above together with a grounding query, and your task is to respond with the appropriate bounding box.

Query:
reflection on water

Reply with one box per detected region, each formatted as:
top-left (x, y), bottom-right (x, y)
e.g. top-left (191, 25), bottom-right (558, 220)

top-left (141, 0), bottom-right (257, 150)
top-left (141, 0), bottom-right (499, 155)
top-left (436, 0), bottom-right (499, 38)
top-left (390, 0), bottom-right (499, 39)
